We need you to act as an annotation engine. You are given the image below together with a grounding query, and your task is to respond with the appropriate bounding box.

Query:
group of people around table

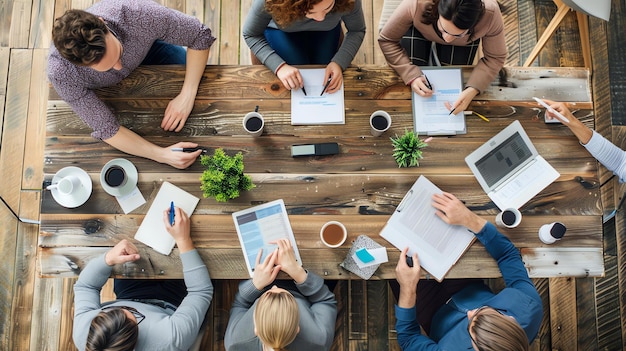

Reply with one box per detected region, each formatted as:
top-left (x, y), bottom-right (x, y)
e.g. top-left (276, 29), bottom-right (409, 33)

top-left (47, 0), bottom-right (625, 350)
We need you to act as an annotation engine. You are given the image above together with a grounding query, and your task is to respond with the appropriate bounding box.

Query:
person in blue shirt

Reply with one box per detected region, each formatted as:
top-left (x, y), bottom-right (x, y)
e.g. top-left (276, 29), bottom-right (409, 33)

top-left (392, 192), bottom-right (543, 350)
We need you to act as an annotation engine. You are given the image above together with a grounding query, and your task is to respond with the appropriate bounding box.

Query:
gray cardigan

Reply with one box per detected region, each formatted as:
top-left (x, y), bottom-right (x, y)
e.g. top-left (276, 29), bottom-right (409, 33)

top-left (242, 0), bottom-right (366, 73)
top-left (224, 272), bottom-right (338, 350)
top-left (72, 250), bottom-right (213, 351)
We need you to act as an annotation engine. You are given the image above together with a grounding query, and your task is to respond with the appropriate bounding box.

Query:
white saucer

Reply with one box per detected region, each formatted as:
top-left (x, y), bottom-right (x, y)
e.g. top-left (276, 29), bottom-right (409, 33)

top-left (50, 166), bottom-right (92, 208)
top-left (100, 158), bottom-right (139, 197)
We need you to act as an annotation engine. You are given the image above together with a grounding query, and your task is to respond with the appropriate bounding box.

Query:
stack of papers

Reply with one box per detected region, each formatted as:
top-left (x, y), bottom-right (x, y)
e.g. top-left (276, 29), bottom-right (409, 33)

top-left (291, 68), bottom-right (345, 125)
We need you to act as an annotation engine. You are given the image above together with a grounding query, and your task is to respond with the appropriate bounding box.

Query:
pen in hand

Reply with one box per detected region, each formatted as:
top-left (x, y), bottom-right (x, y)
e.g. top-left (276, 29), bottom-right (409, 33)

top-left (169, 201), bottom-right (175, 226)
top-left (171, 147), bottom-right (209, 153)
top-left (422, 74), bottom-right (432, 90)
top-left (302, 86), bottom-right (307, 96)
top-left (320, 77), bottom-right (332, 96)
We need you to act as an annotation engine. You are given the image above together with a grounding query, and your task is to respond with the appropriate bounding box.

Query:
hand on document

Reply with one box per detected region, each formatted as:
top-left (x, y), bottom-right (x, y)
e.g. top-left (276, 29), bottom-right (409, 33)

top-left (276, 64), bottom-right (304, 91)
top-left (432, 192), bottom-right (487, 234)
top-left (322, 62), bottom-right (343, 94)
top-left (252, 247), bottom-right (281, 290)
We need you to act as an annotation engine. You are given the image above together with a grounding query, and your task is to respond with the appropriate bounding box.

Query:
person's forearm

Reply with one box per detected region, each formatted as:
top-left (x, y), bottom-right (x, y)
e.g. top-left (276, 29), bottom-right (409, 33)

top-left (181, 48), bottom-right (209, 97)
top-left (104, 126), bottom-right (164, 163)
top-left (569, 121), bottom-right (593, 145)
top-left (397, 287), bottom-right (416, 308)
top-left (465, 213), bottom-right (487, 234)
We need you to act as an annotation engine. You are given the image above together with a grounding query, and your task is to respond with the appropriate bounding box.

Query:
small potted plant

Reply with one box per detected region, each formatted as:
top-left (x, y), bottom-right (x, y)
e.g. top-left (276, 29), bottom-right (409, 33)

top-left (390, 130), bottom-right (428, 167)
top-left (200, 148), bottom-right (255, 202)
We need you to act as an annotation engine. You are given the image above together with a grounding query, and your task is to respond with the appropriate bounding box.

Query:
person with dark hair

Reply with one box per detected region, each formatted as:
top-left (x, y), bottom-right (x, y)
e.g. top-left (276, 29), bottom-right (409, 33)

top-left (73, 207), bottom-right (213, 351)
top-left (224, 238), bottom-right (337, 350)
top-left (392, 192), bottom-right (542, 350)
top-left (378, 0), bottom-right (506, 115)
top-left (48, 0), bottom-right (216, 169)
top-left (243, 0), bottom-right (365, 95)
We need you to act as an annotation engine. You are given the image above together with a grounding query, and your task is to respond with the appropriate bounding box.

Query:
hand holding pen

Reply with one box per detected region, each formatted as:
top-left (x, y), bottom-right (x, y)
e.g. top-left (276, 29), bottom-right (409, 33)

top-left (321, 62), bottom-right (343, 95)
top-left (411, 74), bottom-right (434, 97)
top-left (164, 142), bottom-right (203, 169)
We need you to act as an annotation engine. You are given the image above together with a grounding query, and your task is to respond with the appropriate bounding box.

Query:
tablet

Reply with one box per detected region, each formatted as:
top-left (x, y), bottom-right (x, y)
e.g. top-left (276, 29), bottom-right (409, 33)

top-left (232, 199), bottom-right (302, 277)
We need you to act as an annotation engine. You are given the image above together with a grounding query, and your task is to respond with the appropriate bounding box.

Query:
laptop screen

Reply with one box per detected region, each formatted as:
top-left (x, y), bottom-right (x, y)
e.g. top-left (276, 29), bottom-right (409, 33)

top-left (475, 132), bottom-right (533, 188)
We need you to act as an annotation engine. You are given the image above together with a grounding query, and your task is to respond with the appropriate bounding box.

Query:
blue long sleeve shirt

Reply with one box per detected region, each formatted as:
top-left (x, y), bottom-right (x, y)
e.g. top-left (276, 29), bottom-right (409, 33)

top-left (395, 222), bottom-right (543, 350)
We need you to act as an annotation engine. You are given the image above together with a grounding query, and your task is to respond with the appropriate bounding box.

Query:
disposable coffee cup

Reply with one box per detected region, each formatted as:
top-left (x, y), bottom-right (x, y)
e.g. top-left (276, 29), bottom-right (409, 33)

top-left (243, 111), bottom-right (264, 137)
top-left (539, 222), bottom-right (566, 244)
top-left (369, 110), bottom-right (391, 137)
top-left (53, 175), bottom-right (81, 196)
top-left (495, 208), bottom-right (522, 228)
top-left (104, 165), bottom-right (127, 188)
top-left (320, 221), bottom-right (347, 248)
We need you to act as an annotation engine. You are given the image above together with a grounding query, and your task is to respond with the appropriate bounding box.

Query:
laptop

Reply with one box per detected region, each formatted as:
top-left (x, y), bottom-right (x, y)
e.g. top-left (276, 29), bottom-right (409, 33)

top-left (465, 120), bottom-right (560, 210)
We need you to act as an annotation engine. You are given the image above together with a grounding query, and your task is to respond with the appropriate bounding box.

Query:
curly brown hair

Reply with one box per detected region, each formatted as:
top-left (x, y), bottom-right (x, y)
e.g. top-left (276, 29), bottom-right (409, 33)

top-left (52, 9), bottom-right (109, 66)
top-left (265, 0), bottom-right (355, 28)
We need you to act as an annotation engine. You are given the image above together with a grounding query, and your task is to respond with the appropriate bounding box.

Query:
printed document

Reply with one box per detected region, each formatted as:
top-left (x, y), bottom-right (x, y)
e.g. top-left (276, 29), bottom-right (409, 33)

top-left (291, 68), bottom-right (345, 125)
top-left (379, 176), bottom-right (475, 281)
top-left (412, 67), bottom-right (466, 135)
top-left (232, 199), bottom-right (302, 277)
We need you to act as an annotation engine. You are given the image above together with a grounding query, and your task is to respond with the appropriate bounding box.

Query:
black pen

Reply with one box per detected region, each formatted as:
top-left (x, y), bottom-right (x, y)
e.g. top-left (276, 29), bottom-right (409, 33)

top-left (302, 86), bottom-right (307, 96)
top-left (320, 77), bottom-right (332, 96)
top-left (422, 74), bottom-right (432, 90)
top-left (172, 147), bottom-right (210, 153)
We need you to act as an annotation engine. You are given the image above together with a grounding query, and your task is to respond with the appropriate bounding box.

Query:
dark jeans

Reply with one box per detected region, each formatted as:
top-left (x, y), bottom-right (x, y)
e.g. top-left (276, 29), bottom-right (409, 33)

top-left (114, 279), bottom-right (187, 307)
top-left (141, 40), bottom-right (187, 65)
top-left (390, 278), bottom-right (484, 335)
top-left (264, 24), bottom-right (342, 65)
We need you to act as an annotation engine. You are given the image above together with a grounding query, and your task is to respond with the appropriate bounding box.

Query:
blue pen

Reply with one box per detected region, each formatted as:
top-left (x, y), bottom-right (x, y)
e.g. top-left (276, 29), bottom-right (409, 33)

top-left (169, 201), bottom-right (175, 225)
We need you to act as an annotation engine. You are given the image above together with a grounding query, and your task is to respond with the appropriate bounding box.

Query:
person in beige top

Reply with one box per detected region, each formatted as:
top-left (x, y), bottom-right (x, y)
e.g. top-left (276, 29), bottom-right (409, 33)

top-left (378, 0), bottom-right (506, 114)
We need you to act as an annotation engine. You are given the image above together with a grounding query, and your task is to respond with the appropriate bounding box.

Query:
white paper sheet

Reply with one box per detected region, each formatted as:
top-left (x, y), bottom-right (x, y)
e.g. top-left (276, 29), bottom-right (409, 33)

top-left (291, 68), bottom-right (345, 125)
top-left (379, 176), bottom-right (475, 281)
top-left (116, 186), bottom-right (146, 214)
top-left (412, 67), bottom-right (466, 135)
top-left (134, 182), bottom-right (199, 255)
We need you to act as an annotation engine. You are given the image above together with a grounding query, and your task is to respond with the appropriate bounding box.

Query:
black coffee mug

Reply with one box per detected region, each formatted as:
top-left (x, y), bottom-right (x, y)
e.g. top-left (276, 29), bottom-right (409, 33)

top-left (104, 166), bottom-right (126, 187)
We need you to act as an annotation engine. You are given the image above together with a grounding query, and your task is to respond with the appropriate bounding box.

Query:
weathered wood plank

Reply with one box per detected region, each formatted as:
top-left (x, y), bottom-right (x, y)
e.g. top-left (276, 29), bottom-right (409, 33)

top-left (211, 279), bottom-right (238, 351)
top-left (500, 0), bottom-right (520, 66)
top-left (532, 278), bottom-right (552, 350)
top-left (48, 66), bottom-right (591, 102)
top-left (38, 214), bottom-right (602, 249)
top-left (607, 0), bottom-right (626, 125)
top-left (615, 200), bottom-right (626, 349)
top-left (576, 277), bottom-right (598, 350)
top-left (349, 280), bottom-right (367, 339)
top-left (204, 0), bottom-right (220, 65)
top-left (8, 192), bottom-right (40, 350)
top-left (354, 0), bottom-right (373, 65)
top-left (0, 203), bottom-right (18, 350)
top-left (331, 280), bottom-right (349, 351)
top-left (367, 280), bottom-right (389, 350)
top-left (371, 0), bottom-right (386, 65)
top-left (516, 0), bottom-right (538, 66)
top-left (8, 0), bottom-right (32, 48)
top-left (239, 0), bottom-right (253, 65)
top-left (218, 0), bottom-right (240, 65)
top-left (556, 7), bottom-right (583, 67)
top-left (1, 49), bottom-right (32, 217)
top-left (29, 0), bottom-right (55, 49)
top-left (549, 277), bottom-right (577, 350)
top-left (533, 0), bottom-right (560, 67)
top-left (28, 277), bottom-right (64, 350)
top-left (59, 278), bottom-right (76, 350)
top-left (23, 49), bottom-right (47, 190)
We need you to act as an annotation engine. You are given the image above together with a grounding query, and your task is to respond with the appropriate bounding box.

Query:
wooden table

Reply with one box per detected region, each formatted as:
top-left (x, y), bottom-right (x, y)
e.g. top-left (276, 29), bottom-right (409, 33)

top-left (39, 65), bottom-right (604, 280)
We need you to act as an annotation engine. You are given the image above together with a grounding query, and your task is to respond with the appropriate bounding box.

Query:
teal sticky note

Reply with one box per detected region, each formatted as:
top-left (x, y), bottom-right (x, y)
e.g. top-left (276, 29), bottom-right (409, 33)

top-left (355, 248), bottom-right (375, 263)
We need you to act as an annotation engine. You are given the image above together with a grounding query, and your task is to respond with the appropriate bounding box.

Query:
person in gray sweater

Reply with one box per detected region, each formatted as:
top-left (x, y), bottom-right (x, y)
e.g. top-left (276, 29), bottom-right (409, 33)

top-left (224, 238), bottom-right (337, 351)
top-left (72, 207), bottom-right (213, 351)
top-left (243, 0), bottom-right (365, 95)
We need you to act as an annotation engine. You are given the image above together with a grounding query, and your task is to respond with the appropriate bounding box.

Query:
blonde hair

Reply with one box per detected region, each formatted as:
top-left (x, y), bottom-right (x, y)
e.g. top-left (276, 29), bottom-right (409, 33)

top-left (254, 290), bottom-right (300, 350)
top-left (470, 309), bottom-right (529, 351)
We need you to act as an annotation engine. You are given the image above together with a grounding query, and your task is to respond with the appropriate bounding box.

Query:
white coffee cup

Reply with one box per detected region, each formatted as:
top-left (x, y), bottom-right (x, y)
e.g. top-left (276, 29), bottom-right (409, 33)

top-left (49, 175), bottom-right (81, 196)
top-left (243, 111), bottom-right (264, 137)
top-left (539, 222), bottom-right (566, 244)
top-left (320, 221), bottom-right (347, 248)
top-left (495, 208), bottom-right (522, 228)
top-left (369, 110), bottom-right (391, 137)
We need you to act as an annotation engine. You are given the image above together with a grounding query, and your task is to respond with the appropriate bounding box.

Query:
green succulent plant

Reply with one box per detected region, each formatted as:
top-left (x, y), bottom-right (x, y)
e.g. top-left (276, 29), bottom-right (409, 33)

top-left (200, 148), bottom-right (255, 202)
top-left (390, 130), bottom-right (428, 168)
